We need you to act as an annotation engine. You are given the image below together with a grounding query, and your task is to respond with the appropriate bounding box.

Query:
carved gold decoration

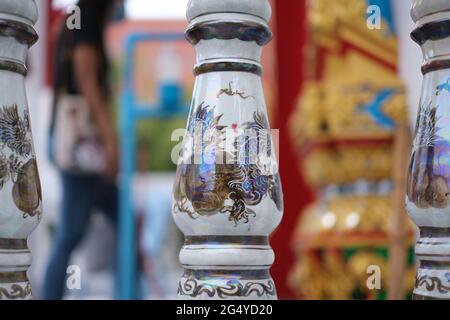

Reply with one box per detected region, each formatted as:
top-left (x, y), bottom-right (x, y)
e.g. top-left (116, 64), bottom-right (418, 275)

top-left (301, 144), bottom-right (393, 187)
top-left (296, 194), bottom-right (416, 246)
top-left (290, 0), bottom-right (414, 300)
top-left (290, 248), bottom-right (416, 300)
top-left (308, 0), bottom-right (397, 64)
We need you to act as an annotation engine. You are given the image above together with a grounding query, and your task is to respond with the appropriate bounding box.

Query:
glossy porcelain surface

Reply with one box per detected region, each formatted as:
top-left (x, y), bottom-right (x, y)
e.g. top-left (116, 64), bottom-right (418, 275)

top-left (0, 0), bottom-right (40, 300)
top-left (186, 0), bottom-right (272, 21)
top-left (173, 1), bottom-right (283, 300)
top-left (407, 0), bottom-right (450, 300)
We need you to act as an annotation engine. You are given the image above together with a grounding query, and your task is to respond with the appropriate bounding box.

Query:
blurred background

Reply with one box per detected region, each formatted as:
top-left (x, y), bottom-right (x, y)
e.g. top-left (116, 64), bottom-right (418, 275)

top-left (26, 0), bottom-right (423, 300)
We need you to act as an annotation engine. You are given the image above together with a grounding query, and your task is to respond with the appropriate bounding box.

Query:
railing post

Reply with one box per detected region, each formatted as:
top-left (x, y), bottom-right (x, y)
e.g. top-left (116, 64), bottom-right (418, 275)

top-left (172, 0), bottom-right (283, 300)
top-left (407, 0), bottom-right (450, 300)
top-left (0, 0), bottom-right (41, 300)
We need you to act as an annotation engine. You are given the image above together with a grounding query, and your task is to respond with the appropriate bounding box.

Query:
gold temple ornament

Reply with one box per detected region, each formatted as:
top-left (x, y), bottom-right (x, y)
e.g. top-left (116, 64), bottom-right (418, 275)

top-left (290, 0), bottom-right (415, 300)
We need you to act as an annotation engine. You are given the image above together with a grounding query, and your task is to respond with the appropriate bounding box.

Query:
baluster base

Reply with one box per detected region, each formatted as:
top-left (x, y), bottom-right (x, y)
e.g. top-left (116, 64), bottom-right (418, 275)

top-left (0, 239), bottom-right (32, 300)
top-left (177, 269), bottom-right (277, 300)
top-left (177, 235), bottom-right (277, 300)
top-left (412, 229), bottom-right (450, 300)
top-left (0, 281), bottom-right (32, 300)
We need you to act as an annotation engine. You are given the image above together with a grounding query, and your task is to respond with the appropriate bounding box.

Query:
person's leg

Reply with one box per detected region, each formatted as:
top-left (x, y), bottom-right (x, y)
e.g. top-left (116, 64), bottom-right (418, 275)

top-left (94, 177), bottom-right (118, 225)
top-left (92, 177), bottom-right (119, 295)
top-left (43, 173), bottom-right (96, 300)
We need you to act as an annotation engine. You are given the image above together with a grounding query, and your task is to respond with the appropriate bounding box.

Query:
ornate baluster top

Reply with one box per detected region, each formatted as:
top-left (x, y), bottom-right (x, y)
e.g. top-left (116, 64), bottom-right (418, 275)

top-left (186, 0), bottom-right (271, 21)
top-left (0, 0), bottom-right (38, 77)
top-left (0, 0), bottom-right (38, 24)
top-left (185, 0), bottom-right (272, 76)
top-left (411, 0), bottom-right (450, 75)
top-left (411, 0), bottom-right (450, 23)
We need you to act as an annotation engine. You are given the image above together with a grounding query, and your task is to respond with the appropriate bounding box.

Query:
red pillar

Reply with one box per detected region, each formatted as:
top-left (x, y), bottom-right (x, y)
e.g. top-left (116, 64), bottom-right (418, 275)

top-left (271, 0), bottom-right (313, 299)
top-left (45, 0), bottom-right (64, 87)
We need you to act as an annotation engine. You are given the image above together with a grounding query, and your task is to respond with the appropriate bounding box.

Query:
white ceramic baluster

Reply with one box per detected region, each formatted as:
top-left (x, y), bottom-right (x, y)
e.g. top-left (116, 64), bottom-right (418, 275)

top-left (172, 0), bottom-right (283, 300)
top-left (407, 0), bottom-right (450, 300)
top-left (0, 0), bottom-right (41, 300)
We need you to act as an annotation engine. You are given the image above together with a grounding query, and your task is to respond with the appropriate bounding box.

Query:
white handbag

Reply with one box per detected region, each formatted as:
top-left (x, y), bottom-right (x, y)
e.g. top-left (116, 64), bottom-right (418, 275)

top-left (54, 95), bottom-right (106, 174)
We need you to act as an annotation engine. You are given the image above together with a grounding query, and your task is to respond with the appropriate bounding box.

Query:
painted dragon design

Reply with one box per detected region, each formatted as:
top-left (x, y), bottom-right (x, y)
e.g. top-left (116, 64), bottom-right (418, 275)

top-left (0, 105), bottom-right (32, 157)
top-left (217, 82), bottom-right (255, 100)
top-left (0, 104), bottom-right (41, 220)
top-left (173, 103), bottom-right (282, 225)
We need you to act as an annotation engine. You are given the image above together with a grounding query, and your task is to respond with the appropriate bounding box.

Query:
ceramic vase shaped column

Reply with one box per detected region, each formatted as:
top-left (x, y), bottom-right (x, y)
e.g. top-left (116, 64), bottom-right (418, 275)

top-left (407, 0), bottom-right (450, 300)
top-left (173, 0), bottom-right (283, 300)
top-left (0, 1), bottom-right (42, 300)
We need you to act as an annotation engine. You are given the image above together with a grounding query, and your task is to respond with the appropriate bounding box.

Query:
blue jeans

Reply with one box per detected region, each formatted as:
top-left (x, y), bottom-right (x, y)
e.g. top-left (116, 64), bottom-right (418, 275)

top-left (43, 172), bottom-right (118, 300)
